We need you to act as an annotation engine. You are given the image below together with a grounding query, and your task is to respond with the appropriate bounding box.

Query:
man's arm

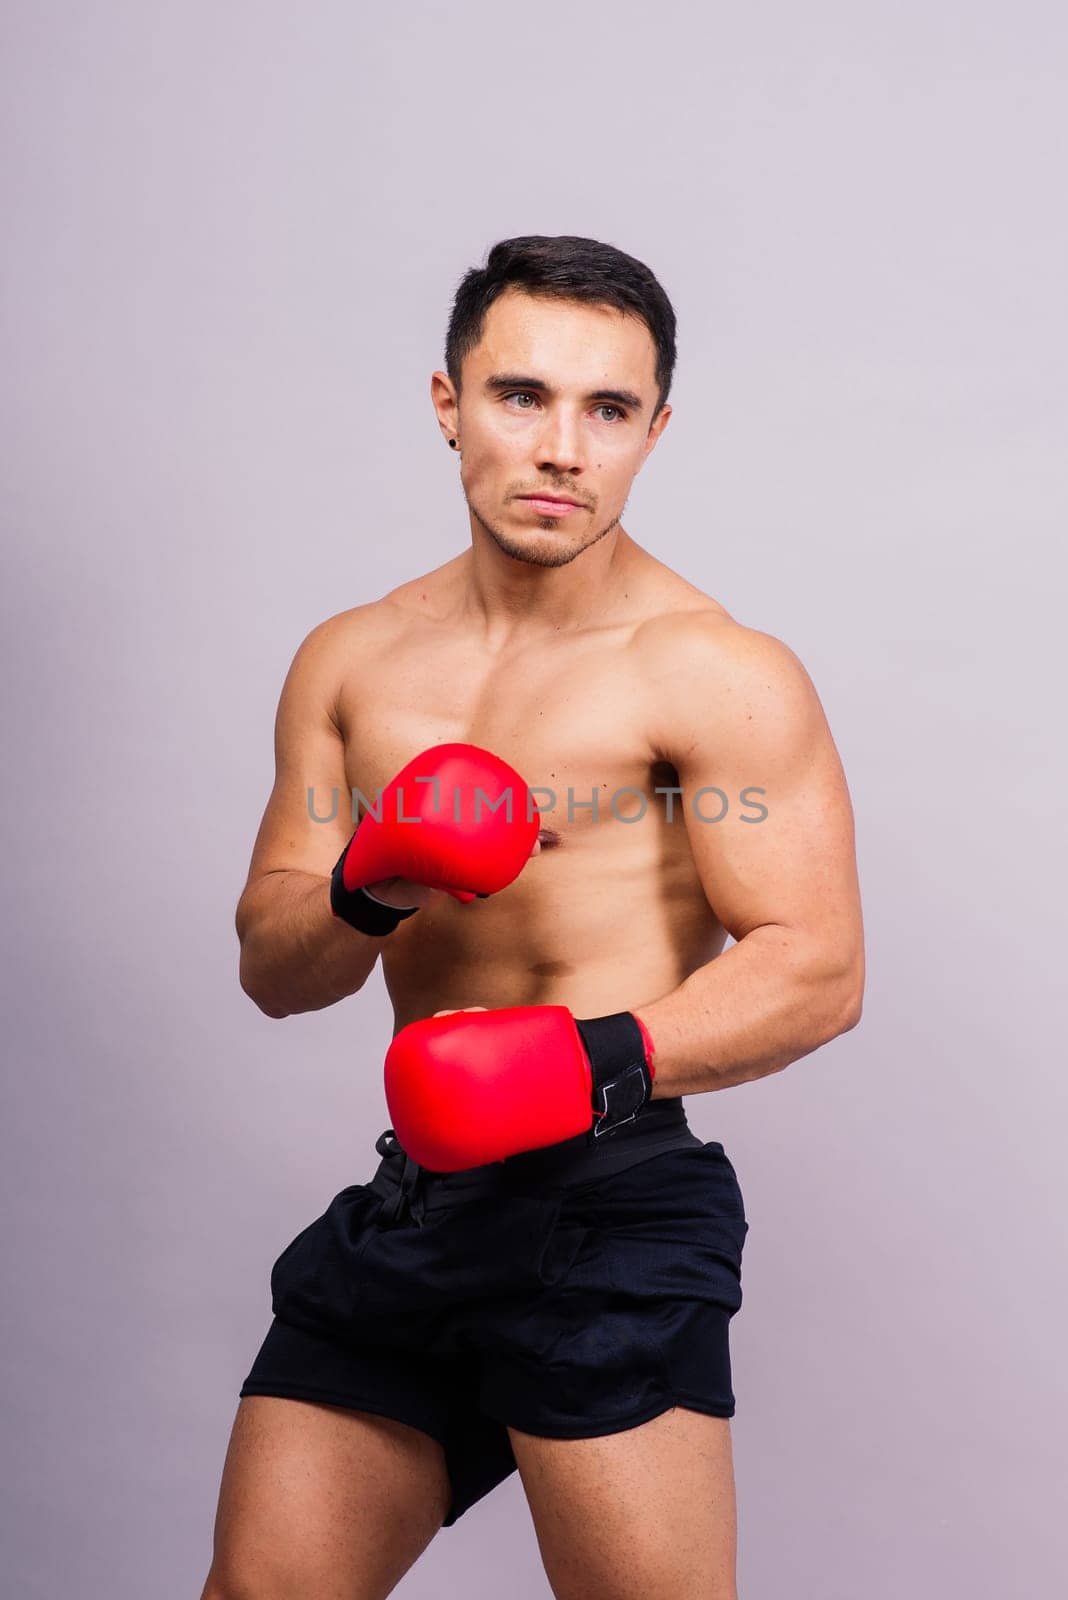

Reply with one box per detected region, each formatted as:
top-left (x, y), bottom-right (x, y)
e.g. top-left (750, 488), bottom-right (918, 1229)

top-left (236, 611), bottom-right (384, 1019)
top-left (637, 614), bottom-right (865, 1096)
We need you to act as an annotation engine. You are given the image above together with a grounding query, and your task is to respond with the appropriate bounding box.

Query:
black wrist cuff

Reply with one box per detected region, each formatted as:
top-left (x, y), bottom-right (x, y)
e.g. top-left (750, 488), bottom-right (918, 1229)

top-left (330, 839), bottom-right (420, 937)
top-left (574, 1012), bottom-right (654, 1142)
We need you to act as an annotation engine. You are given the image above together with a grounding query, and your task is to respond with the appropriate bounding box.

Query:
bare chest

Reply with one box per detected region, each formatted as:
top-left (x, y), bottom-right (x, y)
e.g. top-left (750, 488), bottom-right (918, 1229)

top-left (336, 627), bottom-right (673, 855)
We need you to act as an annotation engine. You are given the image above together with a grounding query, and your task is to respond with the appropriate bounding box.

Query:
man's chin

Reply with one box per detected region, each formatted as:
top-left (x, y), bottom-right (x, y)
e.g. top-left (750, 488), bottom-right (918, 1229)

top-left (474, 516), bottom-right (584, 569)
top-left (473, 510), bottom-right (621, 569)
top-left (501, 533), bottom-right (587, 569)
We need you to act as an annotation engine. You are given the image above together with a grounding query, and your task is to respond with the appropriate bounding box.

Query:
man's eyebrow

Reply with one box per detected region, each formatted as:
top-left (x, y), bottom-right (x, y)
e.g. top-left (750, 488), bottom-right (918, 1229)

top-left (484, 373), bottom-right (644, 411)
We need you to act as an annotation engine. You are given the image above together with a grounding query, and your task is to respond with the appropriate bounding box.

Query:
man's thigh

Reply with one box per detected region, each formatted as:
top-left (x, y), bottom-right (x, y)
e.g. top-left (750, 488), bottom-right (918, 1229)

top-left (508, 1406), bottom-right (738, 1600)
top-left (201, 1395), bottom-right (451, 1600)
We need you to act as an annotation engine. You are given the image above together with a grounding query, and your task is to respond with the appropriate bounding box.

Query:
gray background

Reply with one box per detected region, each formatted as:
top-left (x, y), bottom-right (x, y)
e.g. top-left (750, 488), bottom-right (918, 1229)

top-left (2, 3), bottom-right (1065, 1596)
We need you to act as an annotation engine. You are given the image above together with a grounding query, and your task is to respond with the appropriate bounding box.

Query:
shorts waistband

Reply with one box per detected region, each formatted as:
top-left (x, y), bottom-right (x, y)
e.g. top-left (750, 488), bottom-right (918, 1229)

top-left (369, 1098), bottom-right (701, 1224)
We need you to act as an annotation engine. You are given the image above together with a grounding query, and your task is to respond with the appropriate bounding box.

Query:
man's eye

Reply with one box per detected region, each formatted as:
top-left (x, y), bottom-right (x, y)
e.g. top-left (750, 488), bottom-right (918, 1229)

top-left (504, 393), bottom-right (627, 423)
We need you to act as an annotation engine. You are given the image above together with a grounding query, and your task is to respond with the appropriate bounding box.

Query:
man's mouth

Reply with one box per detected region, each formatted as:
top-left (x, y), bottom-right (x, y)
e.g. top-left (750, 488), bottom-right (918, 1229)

top-left (518, 494), bottom-right (583, 511)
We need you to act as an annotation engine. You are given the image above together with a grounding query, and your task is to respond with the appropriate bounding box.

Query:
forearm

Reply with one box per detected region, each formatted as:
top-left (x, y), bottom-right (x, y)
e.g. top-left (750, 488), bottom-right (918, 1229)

top-left (236, 870), bottom-right (383, 1018)
top-left (640, 926), bottom-right (863, 1098)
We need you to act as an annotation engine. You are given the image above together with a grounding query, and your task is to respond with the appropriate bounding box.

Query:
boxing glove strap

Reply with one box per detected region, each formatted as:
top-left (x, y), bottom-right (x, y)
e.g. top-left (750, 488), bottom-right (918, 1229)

top-left (330, 838), bottom-right (419, 937)
top-left (574, 1011), bottom-right (656, 1141)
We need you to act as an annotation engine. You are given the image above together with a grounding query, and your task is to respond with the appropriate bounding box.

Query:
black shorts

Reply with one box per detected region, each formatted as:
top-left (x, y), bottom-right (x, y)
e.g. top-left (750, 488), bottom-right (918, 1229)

top-left (240, 1102), bottom-right (749, 1527)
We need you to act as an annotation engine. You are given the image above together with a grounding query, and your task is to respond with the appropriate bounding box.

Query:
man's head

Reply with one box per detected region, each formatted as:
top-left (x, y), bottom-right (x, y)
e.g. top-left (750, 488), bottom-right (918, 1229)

top-left (432, 236), bottom-right (677, 570)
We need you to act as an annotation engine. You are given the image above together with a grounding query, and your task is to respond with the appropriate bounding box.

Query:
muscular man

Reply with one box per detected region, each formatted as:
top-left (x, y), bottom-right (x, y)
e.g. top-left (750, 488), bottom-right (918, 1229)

top-left (202, 234), bottom-right (865, 1600)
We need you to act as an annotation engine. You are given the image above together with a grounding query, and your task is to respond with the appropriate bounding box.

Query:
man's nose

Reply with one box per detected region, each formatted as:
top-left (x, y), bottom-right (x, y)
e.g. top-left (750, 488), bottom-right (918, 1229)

top-left (534, 410), bottom-right (585, 475)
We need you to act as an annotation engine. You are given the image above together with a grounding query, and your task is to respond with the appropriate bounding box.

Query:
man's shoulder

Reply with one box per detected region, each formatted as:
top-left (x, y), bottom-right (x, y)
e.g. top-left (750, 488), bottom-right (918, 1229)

top-left (631, 594), bottom-right (819, 764)
top-left (301, 557), bottom-right (464, 655)
top-left (287, 601), bottom-right (395, 683)
top-left (633, 596), bottom-right (804, 685)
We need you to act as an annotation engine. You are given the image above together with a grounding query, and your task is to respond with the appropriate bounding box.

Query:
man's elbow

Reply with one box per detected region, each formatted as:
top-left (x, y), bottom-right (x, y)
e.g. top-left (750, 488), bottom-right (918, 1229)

top-left (252, 995), bottom-right (291, 1021)
top-left (238, 950), bottom-right (291, 1020)
top-left (837, 991), bottom-right (864, 1034)
top-left (241, 977), bottom-right (291, 1021)
top-left (796, 941), bottom-right (863, 1043)
top-left (831, 957), bottom-right (865, 1037)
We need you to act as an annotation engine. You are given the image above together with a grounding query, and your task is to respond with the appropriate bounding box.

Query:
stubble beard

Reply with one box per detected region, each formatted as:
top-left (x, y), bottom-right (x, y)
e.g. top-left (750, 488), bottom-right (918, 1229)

top-left (468, 496), bottom-right (623, 570)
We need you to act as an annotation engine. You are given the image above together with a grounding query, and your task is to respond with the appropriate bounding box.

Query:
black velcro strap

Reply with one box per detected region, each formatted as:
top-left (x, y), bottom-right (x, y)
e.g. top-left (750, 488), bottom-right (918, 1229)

top-left (573, 1012), bottom-right (654, 1141)
top-left (329, 836), bottom-right (420, 937)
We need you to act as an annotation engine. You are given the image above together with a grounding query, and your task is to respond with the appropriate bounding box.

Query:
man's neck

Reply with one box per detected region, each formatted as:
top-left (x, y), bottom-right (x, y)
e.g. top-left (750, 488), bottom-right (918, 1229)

top-left (460, 525), bottom-right (644, 641)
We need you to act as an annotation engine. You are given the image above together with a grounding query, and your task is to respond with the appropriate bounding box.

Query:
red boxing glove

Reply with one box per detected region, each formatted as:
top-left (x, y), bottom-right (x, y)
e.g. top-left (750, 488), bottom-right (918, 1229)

top-left (383, 1005), bottom-right (658, 1172)
top-left (337, 742), bottom-right (539, 908)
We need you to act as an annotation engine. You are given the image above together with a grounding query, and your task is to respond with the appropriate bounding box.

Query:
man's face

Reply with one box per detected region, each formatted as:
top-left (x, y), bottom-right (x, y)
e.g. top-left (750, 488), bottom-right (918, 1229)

top-left (437, 288), bottom-right (671, 569)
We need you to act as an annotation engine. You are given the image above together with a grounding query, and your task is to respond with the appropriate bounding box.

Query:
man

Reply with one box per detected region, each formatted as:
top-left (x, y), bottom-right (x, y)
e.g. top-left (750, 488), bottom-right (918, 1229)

top-left (201, 235), bottom-right (864, 1600)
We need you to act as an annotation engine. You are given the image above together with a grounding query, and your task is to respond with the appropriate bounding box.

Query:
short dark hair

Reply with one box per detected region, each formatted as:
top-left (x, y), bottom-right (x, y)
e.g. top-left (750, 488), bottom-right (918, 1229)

top-left (444, 235), bottom-right (678, 424)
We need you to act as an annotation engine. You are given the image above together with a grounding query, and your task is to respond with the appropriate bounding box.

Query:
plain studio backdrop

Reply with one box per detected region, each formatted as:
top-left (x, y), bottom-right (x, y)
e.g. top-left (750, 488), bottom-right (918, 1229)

top-left (2, 3), bottom-right (1065, 1596)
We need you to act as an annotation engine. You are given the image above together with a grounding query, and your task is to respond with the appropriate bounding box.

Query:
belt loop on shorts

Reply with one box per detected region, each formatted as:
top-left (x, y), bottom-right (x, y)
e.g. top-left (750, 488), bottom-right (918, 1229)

top-left (375, 1128), bottom-right (427, 1226)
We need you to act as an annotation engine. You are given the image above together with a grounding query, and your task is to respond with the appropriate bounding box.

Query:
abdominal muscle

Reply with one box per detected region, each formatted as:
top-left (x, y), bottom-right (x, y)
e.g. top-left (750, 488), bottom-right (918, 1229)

top-left (378, 817), bottom-right (728, 1032)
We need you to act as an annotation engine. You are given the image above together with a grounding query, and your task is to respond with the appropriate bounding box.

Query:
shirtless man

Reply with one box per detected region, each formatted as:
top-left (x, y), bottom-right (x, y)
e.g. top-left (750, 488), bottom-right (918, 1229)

top-left (202, 235), bottom-right (864, 1600)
